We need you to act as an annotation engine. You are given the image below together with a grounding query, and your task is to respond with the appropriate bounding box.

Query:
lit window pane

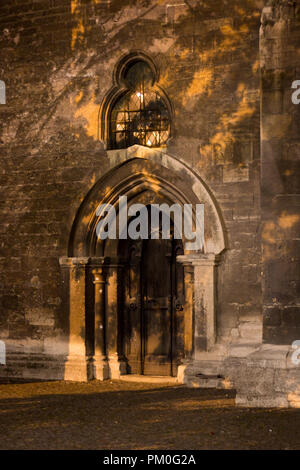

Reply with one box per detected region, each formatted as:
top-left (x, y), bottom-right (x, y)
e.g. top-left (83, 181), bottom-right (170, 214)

top-left (111, 63), bottom-right (170, 149)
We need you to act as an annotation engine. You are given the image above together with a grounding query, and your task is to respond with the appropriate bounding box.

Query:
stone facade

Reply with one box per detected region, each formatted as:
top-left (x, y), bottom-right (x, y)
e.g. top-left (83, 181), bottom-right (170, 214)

top-left (0, 0), bottom-right (299, 407)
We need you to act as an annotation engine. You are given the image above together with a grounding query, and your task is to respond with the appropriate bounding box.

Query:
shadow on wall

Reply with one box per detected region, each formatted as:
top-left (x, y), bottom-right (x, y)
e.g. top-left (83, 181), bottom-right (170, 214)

top-left (0, 0), bottom-right (262, 155)
top-left (0, 0), bottom-right (264, 376)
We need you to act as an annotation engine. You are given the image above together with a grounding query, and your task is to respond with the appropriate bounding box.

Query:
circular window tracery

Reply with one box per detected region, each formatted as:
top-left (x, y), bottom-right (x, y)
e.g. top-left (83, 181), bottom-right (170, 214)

top-left (110, 61), bottom-right (171, 149)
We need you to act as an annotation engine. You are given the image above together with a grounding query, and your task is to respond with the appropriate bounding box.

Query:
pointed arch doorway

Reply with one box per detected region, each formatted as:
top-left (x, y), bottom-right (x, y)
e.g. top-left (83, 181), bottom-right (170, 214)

top-left (120, 211), bottom-right (185, 377)
top-left (60, 146), bottom-right (226, 382)
top-left (93, 193), bottom-right (187, 379)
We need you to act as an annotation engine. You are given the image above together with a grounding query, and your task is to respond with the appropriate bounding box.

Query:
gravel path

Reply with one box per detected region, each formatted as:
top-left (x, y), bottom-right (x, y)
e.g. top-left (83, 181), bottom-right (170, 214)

top-left (0, 380), bottom-right (299, 450)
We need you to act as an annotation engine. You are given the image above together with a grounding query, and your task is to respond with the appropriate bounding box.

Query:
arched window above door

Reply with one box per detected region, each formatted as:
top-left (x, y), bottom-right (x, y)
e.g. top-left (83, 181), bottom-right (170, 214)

top-left (100, 54), bottom-right (172, 150)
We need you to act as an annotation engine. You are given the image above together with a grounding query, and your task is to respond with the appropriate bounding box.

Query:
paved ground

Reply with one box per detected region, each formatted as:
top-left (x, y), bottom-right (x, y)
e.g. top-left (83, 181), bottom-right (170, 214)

top-left (0, 380), bottom-right (299, 450)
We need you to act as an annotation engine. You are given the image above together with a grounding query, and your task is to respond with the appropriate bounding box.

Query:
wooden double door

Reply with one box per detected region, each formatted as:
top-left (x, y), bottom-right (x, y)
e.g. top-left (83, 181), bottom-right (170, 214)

top-left (123, 236), bottom-right (185, 376)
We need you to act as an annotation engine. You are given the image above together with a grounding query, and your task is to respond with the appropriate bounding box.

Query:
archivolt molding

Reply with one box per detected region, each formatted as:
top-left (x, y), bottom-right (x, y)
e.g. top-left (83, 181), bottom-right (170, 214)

top-left (113, 50), bottom-right (159, 87)
top-left (69, 145), bottom-right (226, 258)
top-left (98, 51), bottom-right (173, 147)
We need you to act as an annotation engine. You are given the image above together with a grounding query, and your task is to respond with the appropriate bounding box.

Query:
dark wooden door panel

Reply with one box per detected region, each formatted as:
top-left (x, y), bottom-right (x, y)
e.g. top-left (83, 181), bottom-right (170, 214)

top-left (123, 233), bottom-right (184, 377)
top-left (125, 300), bottom-right (142, 374)
top-left (141, 239), bottom-right (172, 376)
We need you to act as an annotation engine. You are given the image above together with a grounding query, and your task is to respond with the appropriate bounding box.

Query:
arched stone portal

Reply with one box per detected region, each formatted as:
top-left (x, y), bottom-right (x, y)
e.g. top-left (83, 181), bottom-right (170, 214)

top-left (60, 146), bottom-right (226, 381)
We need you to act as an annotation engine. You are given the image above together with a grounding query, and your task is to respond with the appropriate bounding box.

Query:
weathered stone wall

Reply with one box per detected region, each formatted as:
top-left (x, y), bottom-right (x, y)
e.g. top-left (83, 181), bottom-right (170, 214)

top-left (260, 0), bottom-right (300, 344)
top-left (0, 0), bottom-right (267, 369)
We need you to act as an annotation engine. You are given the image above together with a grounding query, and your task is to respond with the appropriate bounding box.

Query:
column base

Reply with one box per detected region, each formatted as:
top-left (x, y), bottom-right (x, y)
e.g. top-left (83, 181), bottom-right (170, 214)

top-left (108, 355), bottom-right (127, 379)
top-left (177, 364), bottom-right (188, 384)
top-left (92, 356), bottom-right (110, 381)
top-left (64, 355), bottom-right (88, 382)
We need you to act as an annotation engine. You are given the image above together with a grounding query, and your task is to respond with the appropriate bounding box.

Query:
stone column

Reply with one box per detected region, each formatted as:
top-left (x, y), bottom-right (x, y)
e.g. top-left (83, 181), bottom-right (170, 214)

top-left (59, 257), bottom-right (89, 382)
top-left (177, 254), bottom-right (220, 356)
top-left (174, 259), bottom-right (194, 384)
top-left (106, 261), bottom-right (127, 379)
top-left (91, 261), bottom-right (109, 381)
top-left (183, 264), bottom-right (194, 358)
top-left (192, 255), bottom-right (219, 354)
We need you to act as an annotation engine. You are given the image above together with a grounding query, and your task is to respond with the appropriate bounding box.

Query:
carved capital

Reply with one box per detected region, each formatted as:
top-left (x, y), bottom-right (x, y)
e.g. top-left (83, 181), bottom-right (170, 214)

top-left (92, 267), bottom-right (106, 285)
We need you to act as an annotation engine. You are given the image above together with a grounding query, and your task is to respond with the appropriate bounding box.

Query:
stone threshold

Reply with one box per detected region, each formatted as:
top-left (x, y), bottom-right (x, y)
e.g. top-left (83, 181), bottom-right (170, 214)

top-left (119, 374), bottom-right (178, 384)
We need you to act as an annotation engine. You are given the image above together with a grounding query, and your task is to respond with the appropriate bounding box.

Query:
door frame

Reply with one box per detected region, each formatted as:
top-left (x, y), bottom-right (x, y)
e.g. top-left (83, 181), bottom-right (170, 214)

top-left (123, 235), bottom-right (185, 377)
top-left (61, 145), bottom-right (226, 382)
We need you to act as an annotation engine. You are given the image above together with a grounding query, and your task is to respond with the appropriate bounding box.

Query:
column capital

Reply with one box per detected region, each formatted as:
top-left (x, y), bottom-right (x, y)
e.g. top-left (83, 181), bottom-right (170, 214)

top-left (90, 257), bottom-right (106, 274)
top-left (89, 256), bottom-right (105, 265)
top-left (89, 256), bottom-right (126, 268)
top-left (59, 257), bottom-right (90, 268)
top-left (92, 267), bottom-right (106, 284)
top-left (177, 253), bottom-right (221, 267)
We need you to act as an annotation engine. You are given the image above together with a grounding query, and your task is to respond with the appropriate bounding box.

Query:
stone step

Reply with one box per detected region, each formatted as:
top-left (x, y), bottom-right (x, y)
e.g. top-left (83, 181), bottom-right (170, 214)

top-left (119, 374), bottom-right (178, 384)
top-left (183, 360), bottom-right (230, 389)
top-left (186, 360), bottom-right (224, 376)
top-left (185, 373), bottom-right (227, 389)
